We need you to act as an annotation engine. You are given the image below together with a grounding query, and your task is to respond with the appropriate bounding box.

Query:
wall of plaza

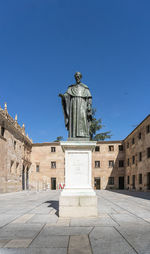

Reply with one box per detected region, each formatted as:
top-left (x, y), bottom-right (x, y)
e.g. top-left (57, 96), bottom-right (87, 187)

top-left (0, 105), bottom-right (32, 193)
top-left (30, 141), bottom-right (125, 191)
top-left (124, 115), bottom-right (150, 191)
top-left (0, 102), bottom-right (150, 193)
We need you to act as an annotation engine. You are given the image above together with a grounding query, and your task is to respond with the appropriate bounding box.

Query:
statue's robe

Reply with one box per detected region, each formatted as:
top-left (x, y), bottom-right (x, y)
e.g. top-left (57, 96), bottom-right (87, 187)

top-left (61, 83), bottom-right (92, 138)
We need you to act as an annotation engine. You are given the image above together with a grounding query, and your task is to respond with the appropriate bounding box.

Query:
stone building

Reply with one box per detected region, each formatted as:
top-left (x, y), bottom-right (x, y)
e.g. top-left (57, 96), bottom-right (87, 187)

top-left (124, 115), bottom-right (150, 191)
top-left (0, 102), bottom-right (150, 193)
top-left (0, 104), bottom-right (32, 193)
top-left (30, 142), bottom-right (65, 191)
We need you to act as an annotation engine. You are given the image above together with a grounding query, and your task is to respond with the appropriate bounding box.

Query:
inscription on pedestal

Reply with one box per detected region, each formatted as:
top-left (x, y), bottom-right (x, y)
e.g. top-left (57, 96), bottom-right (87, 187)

top-left (67, 152), bottom-right (89, 188)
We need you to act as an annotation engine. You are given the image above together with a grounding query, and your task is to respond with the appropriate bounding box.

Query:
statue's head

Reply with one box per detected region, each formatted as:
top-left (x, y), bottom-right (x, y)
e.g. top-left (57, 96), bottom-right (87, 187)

top-left (74, 72), bottom-right (82, 84)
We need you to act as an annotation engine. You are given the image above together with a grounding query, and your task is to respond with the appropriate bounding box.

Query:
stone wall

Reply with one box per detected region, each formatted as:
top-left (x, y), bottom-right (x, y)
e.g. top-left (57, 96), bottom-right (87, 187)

top-left (30, 143), bottom-right (65, 191)
top-left (124, 115), bottom-right (150, 191)
top-left (0, 105), bottom-right (32, 193)
top-left (92, 141), bottom-right (125, 190)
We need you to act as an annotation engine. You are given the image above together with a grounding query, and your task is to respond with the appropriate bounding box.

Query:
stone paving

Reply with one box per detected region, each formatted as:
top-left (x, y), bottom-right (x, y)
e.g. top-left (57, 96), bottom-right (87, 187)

top-left (0, 190), bottom-right (150, 253)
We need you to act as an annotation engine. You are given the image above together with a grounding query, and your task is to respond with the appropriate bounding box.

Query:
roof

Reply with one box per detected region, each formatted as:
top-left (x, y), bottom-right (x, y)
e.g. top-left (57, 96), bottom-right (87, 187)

top-left (124, 114), bottom-right (150, 141)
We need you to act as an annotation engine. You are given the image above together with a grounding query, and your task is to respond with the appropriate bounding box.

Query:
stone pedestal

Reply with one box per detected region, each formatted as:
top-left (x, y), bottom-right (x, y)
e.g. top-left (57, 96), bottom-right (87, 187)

top-left (59, 141), bottom-right (98, 217)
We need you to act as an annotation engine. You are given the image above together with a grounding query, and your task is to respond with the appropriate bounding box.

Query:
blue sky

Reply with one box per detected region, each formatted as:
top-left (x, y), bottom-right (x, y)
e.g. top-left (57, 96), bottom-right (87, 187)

top-left (0, 0), bottom-right (150, 142)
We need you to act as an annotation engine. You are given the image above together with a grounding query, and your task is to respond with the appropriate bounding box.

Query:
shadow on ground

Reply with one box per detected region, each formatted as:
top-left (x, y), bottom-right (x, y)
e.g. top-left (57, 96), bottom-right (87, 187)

top-left (44, 200), bottom-right (59, 216)
top-left (107, 189), bottom-right (150, 200)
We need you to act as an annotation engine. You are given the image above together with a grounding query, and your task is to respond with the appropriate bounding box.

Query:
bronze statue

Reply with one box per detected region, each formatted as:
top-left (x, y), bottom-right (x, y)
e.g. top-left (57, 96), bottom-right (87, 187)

top-left (59, 72), bottom-right (92, 140)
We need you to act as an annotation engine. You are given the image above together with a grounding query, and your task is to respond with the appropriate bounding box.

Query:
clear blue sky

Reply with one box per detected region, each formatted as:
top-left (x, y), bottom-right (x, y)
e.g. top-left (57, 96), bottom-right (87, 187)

top-left (0, 0), bottom-right (150, 142)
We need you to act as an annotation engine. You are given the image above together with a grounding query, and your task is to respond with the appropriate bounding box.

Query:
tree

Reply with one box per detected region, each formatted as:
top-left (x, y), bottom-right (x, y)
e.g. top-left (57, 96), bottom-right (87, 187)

top-left (54, 136), bottom-right (63, 142)
top-left (90, 108), bottom-right (112, 141)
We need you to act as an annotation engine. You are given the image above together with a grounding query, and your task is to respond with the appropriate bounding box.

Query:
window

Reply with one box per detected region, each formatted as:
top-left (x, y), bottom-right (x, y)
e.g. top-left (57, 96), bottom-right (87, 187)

top-left (51, 147), bottom-right (56, 152)
top-left (139, 174), bottom-right (142, 184)
top-left (119, 160), bottom-right (124, 167)
top-left (109, 160), bottom-right (114, 167)
top-left (108, 177), bottom-right (114, 185)
top-left (132, 138), bottom-right (135, 145)
top-left (119, 145), bottom-right (123, 151)
top-left (127, 176), bottom-right (130, 184)
top-left (147, 147), bottom-right (150, 158)
top-left (14, 141), bottom-right (16, 150)
top-left (127, 142), bottom-right (129, 149)
top-left (95, 146), bottom-right (100, 152)
top-left (146, 125), bottom-right (150, 134)
top-left (95, 161), bottom-right (100, 168)
top-left (51, 161), bottom-right (56, 168)
top-left (1, 126), bottom-right (5, 137)
top-left (138, 132), bottom-right (141, 139)
top-left (109, 145), bottom-right (114, 152)
top-left (139, 152), bottom-right (142, 162)
top-left (36, 165), bottom-right (40, 172)
top-left (132, 156), bottom-right (135, 164)
top-left (127, 158), bottom-right (130, 166)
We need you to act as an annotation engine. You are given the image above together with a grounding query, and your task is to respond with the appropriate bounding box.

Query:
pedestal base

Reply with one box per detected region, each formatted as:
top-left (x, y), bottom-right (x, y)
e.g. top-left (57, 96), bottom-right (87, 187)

top-left (59, 195), bottom-right (98, 217)
top-left (59, 141), bottom-right (98, 218)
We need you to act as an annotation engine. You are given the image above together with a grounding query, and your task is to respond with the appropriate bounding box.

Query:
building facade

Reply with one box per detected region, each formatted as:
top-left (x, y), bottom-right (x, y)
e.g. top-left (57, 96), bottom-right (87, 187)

top-left (0, 103), bottom-right (150, 193)
top-left (0, 104), bottom-right (32, 193)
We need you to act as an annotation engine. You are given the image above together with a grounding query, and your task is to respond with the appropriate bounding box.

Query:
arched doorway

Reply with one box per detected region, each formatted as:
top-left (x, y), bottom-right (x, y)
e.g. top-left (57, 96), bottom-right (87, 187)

top-left (26, 167), bottom-right (29, 190)
top-left (22, 165), bottom-right (25, 190)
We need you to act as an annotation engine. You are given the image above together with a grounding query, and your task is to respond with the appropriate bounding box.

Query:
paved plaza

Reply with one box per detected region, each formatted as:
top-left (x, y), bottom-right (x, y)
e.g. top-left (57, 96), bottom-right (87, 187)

top-left (0, 190), bottom-right (150, 253)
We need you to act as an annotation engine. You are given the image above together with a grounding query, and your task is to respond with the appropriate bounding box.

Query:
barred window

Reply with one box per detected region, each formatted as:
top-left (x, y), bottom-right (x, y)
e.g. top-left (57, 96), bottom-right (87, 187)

top-left (132, 156), bottom-right (135, 164)
top-left (51, 161), bottom-right (56, 168)
top-left (95, 146), bottom-right (100, 152)
top-left (95, 161), bottom-right (100, 168)
top-left (119, 145), bottom-right (123, 151)
top-left (109, 160), bottom-right (114, 167)
top-left (139, 174), bottom-right (142, 184)
top-left (139, 152), bottom-right (142, 162)
top-left (108, 177), bottom-right (114, 185)
top-left (119, 160), bottom-right (124, 167)
top-left (109, 145), bottom-right (114, 151)
top-left (147, 147), bottom-right (150, 158)
top-left (51, 147), bottom-right (56, 152)
top-left (36, 165), bottom-right (40, 172)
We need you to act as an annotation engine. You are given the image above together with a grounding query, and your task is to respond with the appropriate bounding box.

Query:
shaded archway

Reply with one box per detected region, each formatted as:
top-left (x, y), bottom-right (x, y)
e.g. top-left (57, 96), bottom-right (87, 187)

top-left (22, 165), bottom-right (25, 190)
top-left (26, 167), bottom-right (29, 190)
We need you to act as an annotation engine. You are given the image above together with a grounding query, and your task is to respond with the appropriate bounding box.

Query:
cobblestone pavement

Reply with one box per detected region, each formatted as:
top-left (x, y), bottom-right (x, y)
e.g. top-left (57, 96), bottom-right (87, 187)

top-left (0, 190), bottom-right (150, 253)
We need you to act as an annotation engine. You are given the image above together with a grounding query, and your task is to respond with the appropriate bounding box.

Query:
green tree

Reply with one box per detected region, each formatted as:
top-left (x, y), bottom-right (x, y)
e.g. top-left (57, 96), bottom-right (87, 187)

top-left (54, 136), bottom-right (63, 142)
top-left (90, 108), bottom-right (112, 141)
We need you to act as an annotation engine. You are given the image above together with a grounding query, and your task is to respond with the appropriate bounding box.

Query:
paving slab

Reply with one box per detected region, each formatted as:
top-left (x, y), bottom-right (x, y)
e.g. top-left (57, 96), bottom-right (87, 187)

top-left (70, 216), bottom-right (117, 227)
top-left (0, 247), bottom-right (67, 254)
top-left (68, 235), bottom-right (92, 254)
top-left (0, 223), bottom-right (43, 239)
top-left (4, 239), bottom-right (33, 248)
top-left (89, 226), bottom-right (137, 254)
top-left (27, 214), bottom-right (58, 224)
top-left (0, 240), bottom-right (10, 247)
top-left (41, 226), bottom-right (92, 236)
top-left (30, 235), bottom-right (69, 248)
top-left (12, 214), bottom-right (35, 224)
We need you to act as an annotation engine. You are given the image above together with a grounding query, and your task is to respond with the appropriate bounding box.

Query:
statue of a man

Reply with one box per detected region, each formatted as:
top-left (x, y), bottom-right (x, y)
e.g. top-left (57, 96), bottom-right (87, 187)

top-left (59, 72), bottom-right (92, 140)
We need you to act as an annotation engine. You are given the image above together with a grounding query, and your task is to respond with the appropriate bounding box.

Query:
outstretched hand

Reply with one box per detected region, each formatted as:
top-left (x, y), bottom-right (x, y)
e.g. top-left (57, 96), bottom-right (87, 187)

top-left (59, 93), bottom-right (63, 98)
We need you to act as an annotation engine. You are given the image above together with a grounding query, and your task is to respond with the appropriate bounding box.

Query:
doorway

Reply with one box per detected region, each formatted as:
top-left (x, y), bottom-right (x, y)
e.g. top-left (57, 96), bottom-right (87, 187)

top-left (119, 177), bottom-right (124, 189)
top-left (51, 178), bottom-right (56, 190)
top-left (22, 166), bottom-right (25, 190)
top-left (147, 172), bottom-right (150, 190)
top-left (94, 177), bottom-right (101, 190)
top-left (132, 175), bottom-right (135, 189)
top-left (26, 167), bottom-right (29, 190)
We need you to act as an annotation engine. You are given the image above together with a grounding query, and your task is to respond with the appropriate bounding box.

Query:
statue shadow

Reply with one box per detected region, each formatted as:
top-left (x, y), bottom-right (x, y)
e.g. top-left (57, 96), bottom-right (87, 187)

top-left (44, 200), bottom-right (59, 217)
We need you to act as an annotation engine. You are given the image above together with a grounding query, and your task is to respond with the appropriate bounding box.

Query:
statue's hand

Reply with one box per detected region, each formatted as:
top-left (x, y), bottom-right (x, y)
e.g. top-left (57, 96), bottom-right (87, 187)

top-left (59, 93), bottom-right (63, 98)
